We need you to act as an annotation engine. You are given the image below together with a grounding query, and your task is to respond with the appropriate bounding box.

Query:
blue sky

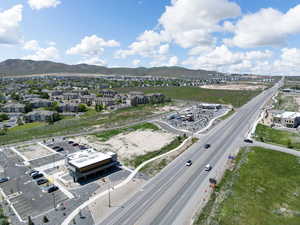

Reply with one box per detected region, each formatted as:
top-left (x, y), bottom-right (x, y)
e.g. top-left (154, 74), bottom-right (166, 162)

top-left (1, 0), bottom-right (300, 75)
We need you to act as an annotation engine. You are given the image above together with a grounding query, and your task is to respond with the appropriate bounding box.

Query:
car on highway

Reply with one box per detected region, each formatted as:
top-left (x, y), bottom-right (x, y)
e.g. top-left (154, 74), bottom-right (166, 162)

top-left (0, 177), bottom-right (9, 183)
top-left (36, 178), bottom-right (48, 185)
top-left (204, 164), bottom-right (212, 171)
top-left (244, 139), bottom-right (253, 143)
top-left (204, 144), bottom-right (211, 149)
top-left (185, 160), bottom-right (192, 166)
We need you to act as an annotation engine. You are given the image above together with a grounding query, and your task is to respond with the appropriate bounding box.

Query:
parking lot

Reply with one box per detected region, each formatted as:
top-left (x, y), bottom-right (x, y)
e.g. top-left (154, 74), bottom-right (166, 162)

top-left (163, 104), bottom-right (228, 132)
top-left (0, 149), bottom-right (68, 221)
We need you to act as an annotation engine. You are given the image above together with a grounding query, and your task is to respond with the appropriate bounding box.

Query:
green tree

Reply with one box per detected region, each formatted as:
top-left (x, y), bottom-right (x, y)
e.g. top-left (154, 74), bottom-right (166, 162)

top-left (25, 103), bottom-right (33, 113)
top-left (95, 104), bottom-right (103, 112)
top-left (78, 104), bottom-right (88, 112)
top-left (0, 114), bottom-right (9, 122)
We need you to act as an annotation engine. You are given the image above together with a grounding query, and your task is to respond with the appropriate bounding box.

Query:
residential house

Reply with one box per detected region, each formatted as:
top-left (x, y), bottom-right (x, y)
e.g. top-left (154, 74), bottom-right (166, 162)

top-left (24, 110), bottom-right (56, 122)
top-left (58, 103), bottom-right (79, 113)
top-left (2, 103), bottom-right (25, 113)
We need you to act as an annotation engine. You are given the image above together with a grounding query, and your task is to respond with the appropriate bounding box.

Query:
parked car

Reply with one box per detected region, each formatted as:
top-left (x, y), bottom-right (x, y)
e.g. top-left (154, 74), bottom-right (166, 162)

top-left (29, 171), bottom-right (40, 177)
top-left (0, 177), bottom-right (9, 183)
top-left (205, 164), bottom-right (212, 171)
top-left (185, 160), bottom-right (192, 166)
top-left (28, 170), bottom-right (39, 176)
top-left (244, 139), bottom-right (253, 143)
top-left (46, 185), bottom-right (59, 193)
top-left (56, 147), bottom-right (64, 152)
top-left (32, 173), bottom-right (44, 179)
top-left (72, 143), bottom-right (79, 147)
top-left (68, 141), bottom-right (74, 144)
top-left (36, 178), bottom-right (48, 185)
top-left (204, 144), bottom-right (211, 149)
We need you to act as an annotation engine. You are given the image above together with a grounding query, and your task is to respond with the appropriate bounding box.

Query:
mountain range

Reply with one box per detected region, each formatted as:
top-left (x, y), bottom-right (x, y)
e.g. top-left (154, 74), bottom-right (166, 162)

top-left (0, 59), bottom-right (220, 79)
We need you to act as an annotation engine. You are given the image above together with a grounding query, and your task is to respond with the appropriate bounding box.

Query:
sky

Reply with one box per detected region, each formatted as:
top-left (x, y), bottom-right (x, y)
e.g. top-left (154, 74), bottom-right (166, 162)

top-left (1, 0), bottom-right (300, 75)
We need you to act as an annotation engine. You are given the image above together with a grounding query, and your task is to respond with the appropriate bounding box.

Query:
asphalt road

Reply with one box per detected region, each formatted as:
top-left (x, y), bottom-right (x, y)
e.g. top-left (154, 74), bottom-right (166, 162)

top-left (96, 82), bottom-right (282, 225)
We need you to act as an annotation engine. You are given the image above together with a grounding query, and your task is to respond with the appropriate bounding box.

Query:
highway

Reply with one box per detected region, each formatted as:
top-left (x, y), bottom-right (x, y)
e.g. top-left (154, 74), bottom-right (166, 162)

top-left (96, 81), bottom-right (282, 225)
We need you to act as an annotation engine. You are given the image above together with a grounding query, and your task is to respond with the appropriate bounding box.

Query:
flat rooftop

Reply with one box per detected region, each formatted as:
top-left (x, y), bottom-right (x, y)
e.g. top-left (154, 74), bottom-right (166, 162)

top-left (68, 149), bottom-right (112, 169)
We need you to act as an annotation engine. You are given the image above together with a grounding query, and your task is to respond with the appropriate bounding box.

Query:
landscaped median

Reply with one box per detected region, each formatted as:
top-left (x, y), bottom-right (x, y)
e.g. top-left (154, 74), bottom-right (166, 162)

top-left (193, 147), bottom-right (300, 225)
top-left (255, 123), bottom-right (300, 150)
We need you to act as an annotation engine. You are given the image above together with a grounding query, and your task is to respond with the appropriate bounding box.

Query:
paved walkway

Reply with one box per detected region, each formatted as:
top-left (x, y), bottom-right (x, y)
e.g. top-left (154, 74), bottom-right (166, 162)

top-left (251, 141), bottom-right (300, 157)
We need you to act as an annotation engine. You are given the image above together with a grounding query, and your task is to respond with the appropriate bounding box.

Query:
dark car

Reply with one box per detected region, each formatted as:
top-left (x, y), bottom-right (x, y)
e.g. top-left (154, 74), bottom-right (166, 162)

top-left (56, 147), bottom-right (64, 152)
top-left (204, 144), bottom-right (211, 149)
top-left (53, 146), bottom-right (61, 150)
top-left (68, 141), bottom-right (74, 144)
top-left (46, 185), bottom-right (59, 193)
top-left (36, 178), bottom-right (48, 185)
top-left (244, 139), bottom-right (253, 143)
top-left (72, 143), bottom-right (79, 147)
top-left (0, 177), bottom-right (9, 183)
top-left (32, 173), bottom-right (44, 179)
top-left (79, 145), bottom-right (88, 150)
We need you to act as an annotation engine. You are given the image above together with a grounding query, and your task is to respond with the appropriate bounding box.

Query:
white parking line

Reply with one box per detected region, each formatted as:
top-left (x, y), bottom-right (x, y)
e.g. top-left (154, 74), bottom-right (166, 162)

top-left (0, 188), bottom-right (25, 223)
top-left (10, 147), bottom-right (30, 166)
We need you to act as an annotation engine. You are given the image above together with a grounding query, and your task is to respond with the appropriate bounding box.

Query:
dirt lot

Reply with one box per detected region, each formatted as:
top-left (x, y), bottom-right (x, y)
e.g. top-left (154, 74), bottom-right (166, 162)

top-left (15, 143), bottom-right (55, 161)
top-left (201, 84), bottom-right (266, 91)
top-left (71, 130), bottom-right (177, 161)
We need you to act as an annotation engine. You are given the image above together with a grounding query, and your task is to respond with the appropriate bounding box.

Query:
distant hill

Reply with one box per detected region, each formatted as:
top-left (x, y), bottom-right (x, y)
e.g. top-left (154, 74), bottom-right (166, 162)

top-left (0, 59), bottom-right (220, 79)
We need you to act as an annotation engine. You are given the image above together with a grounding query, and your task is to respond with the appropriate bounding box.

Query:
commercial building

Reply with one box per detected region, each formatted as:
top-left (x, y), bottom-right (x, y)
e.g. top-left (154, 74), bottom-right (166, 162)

top-left (66, 149), bottom-right (118, 182)
top-left (272, 111), bottom-right (300, 128)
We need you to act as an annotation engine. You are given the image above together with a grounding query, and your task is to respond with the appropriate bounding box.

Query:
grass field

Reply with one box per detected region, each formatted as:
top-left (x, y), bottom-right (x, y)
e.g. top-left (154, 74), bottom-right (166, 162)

top-left (0, 103), bottom-right (170, 145)
top-left (194, 147), bottom-right (300, 225)
top-left (127, 135), bottom-right (187, 168)
top-left (116, 87), bottom-right (261, 108)
top-left (255, 124), bottom-right (300, 150)
top-left (94, 122), bottom-right (159, 141)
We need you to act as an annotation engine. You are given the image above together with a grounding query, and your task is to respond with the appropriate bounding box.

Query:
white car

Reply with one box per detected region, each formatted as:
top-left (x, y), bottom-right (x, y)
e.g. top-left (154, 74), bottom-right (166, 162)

top-left (185, 160), bottom-right (192, 166)
top-left (205, 164), bottom-right (212, 171)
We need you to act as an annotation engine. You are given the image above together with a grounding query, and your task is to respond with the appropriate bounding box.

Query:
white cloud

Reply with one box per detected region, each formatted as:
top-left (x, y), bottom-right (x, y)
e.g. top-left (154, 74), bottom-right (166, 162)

top-left (132, 59), bottom-right (141, 66)
top-left (79, 56), bottom-right (107, 66)
top-left (28, 0), bottom-right (61, 10)
top-left (167, 56), bottom-right (179, 66)
top-left (159, 0), bottom-right (241, 48)
top-left (224, 4), bottom-right (300, 48)
top-left (115, 30), bottom-right (170, 58)
top-left (0, 5), bottom-right (23, 44)
top-left (23, 40), bottom-right (59, 60)
top-left (23, 46), bottom-right (59, 61)
top-left (182, 45), bottom-right (273, 72)
top-left (116, 0), bottom-right (240, 63)
top-left (23, 40), bottom-right (39, 51)
top-left (67, 35), bottom-right (120, 57)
